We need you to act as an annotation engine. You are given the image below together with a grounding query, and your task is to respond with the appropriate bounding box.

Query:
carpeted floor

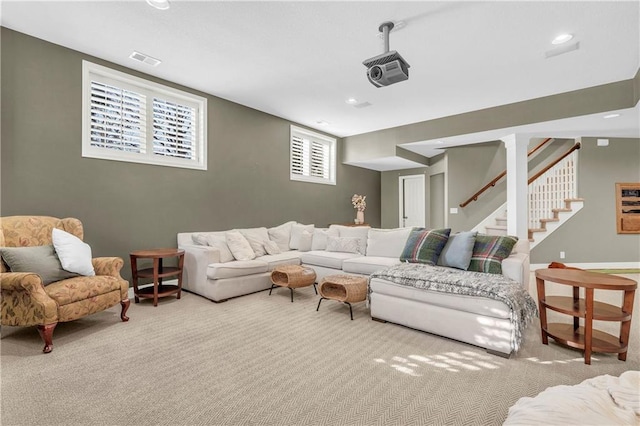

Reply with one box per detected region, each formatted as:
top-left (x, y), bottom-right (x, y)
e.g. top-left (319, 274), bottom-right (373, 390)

top-left (1, 273), bottom-right (638, 426)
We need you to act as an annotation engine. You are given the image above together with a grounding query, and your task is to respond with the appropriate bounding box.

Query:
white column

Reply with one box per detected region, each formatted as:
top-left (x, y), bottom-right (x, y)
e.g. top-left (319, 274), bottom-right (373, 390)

top-left (501, 134), bottom-right (529, 239)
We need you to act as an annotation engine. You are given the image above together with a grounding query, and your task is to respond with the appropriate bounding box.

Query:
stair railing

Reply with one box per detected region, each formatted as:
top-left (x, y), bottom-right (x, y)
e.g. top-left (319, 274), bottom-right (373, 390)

top-left (459, 137), bottom-right (553, 208)
top-left (528, 142), bottom-right (581, 229)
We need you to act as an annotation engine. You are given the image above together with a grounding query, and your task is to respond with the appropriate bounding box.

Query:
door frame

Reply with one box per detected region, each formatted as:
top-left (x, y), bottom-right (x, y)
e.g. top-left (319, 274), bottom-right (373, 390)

top-left (398, 174), bottom-right (426, 228)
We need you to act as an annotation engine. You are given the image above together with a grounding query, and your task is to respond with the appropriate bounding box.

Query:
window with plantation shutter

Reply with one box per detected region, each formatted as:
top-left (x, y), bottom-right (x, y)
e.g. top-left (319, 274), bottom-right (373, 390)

top-left (82, 61), bottom-right (207, 170)
top-left (290, 126), bottom-right (336, 185)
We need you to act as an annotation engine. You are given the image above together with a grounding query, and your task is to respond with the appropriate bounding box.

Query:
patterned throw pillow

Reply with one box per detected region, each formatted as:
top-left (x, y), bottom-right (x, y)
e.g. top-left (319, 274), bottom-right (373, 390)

top-left (400, 228), bottom-right (451, 265)
top-left (467, 234), bottom-right (518, 274)
top-left (326, 236), bottom-right (360, 254)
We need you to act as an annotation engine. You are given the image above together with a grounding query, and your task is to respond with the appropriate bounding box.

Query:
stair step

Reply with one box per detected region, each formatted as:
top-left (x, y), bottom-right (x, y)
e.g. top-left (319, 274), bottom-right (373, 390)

top-left (529, 228), bottom-right (546, 233)
top-left (551, 208), bottom-right (572, 213)
top-left (540, 218), bottom-right (560, 224)
top-left (485, 225), bottom-right (507, 236)
top-left (564, 198), bottom-right (584, 208)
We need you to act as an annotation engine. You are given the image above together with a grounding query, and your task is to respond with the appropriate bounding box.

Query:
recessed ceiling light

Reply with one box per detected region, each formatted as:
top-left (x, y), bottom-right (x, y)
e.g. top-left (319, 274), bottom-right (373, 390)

top-left (552, 33), bottom-right (573, 45)
top-left (316, 120), bottom-right (330, 126)
top-left (603, 113), bottom-right (621, 119)
top-left (146, 0), bottom-right (170, 10)
top-left (345, 98), bottom-right (359, 105)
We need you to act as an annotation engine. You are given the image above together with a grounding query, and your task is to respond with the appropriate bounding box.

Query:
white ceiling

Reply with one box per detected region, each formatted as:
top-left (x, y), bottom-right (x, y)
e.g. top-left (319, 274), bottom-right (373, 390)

top-left (2, 0), bottom-right (639, 167)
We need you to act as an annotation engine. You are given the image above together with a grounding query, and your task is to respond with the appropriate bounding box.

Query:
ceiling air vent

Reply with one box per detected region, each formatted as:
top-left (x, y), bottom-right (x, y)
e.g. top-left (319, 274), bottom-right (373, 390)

top-left (129, 51), bottom-right (162, 67)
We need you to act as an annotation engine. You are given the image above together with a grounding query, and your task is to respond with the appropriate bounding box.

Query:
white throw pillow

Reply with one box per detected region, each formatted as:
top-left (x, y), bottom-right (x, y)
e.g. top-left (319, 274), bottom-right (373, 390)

top-left (203, 234), bottom-right (235, 263)
top-left (366, 228), bottom-right (412, 257)
top-left (191, 233), bottom-right (209, 246)
top-left (298, 230), bottom-right (313, 252)
top-left (263, 240), bottom-right (282, 255)
top-left (326, 236), bottom-right (360, 254)
top-left (289, 223), bottom-right (314, 250)
top-left (225, 231), bottom-right (256, 261)
top-left (51, 228), bottom-right (95, 276)
top-left (240, 228), bottom-right (270, 257)
top-left (268, 221), bottom-right (296, 251)
top-left (329, 225), bottom-right (370, 254)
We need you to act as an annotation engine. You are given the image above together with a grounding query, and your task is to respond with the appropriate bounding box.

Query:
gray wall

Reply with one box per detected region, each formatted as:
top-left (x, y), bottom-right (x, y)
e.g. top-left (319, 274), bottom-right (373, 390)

top-left (531, 137), bottom-right (640, 264)
top-left (445, 141), bottom-right (507, 232)
top-left (1, 28), bottom-right (381, 280)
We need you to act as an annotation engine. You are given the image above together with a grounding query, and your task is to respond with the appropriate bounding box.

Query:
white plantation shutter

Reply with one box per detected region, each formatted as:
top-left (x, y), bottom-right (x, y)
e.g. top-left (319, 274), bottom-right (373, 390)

top-left (89, 81), bottom-right (146, 153)
top-left (152, 98), bottom-right (196, 160)
top-left (290, 126), bottom-right (336, 185)
top-left (82, 61), bottom-right (207, 170)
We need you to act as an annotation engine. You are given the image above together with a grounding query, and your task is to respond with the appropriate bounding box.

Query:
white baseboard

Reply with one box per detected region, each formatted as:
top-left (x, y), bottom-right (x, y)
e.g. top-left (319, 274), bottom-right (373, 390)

top-left (530, 262), bottom-right (640, 271)
top-left (128, 279), bottom-right (179, 299)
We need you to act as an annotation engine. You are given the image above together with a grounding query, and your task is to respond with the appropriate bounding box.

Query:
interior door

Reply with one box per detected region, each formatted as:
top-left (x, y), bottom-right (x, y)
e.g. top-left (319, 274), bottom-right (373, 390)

top-left (399, 175), bottom-right (425, 228)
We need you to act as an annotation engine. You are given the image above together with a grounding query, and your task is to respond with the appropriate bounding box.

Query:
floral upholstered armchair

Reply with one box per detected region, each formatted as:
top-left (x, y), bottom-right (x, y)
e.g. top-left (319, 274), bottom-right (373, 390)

top-left (0, 216), bottom-right (130, 353)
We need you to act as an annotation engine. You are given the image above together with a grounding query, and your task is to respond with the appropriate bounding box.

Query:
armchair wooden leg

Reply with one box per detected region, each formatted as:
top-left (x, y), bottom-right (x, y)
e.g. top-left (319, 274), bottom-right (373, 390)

top-left (120, 299), bottom-right (130, 322)
top-left (37, 323), bottom-right (57, 354)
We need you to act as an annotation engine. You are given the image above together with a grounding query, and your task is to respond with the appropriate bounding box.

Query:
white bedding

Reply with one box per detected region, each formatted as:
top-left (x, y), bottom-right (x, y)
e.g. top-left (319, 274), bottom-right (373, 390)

top-left (504, 370), bottom-right (640, 425)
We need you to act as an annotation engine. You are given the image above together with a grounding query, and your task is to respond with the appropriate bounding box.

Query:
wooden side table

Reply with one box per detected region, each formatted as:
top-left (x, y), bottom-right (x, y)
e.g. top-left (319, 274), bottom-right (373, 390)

top-left (130, 248), bottom-right (185, 307)
top-left (535, 268), bottom-right (636, 364)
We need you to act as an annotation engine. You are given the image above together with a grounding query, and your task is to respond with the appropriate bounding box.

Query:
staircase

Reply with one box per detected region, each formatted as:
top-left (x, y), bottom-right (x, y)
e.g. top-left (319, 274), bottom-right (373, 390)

top-left (483, 198), bottom-right (584, 248)
top-left (472, 141), bottom-right (582, 249)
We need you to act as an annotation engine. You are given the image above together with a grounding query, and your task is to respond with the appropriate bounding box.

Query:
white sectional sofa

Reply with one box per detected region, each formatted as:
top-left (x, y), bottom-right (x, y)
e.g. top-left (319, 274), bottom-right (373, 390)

top-left (177, 222), bottom-right (533, 356)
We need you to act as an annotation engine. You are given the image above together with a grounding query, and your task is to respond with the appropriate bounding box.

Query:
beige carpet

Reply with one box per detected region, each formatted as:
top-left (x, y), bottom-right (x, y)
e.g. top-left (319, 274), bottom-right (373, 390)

top-left (2, 273), bottom-right (639, 426)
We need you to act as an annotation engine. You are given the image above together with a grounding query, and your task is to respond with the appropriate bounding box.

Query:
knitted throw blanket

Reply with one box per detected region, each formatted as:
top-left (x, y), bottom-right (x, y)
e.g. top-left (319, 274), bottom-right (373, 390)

top-left (370, 263), bottom-right (539, 351)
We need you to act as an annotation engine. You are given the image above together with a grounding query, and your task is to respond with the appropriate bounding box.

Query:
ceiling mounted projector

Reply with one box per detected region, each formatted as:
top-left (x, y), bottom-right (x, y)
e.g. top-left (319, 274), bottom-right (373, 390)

top-left (363, 21), bottom-right (410, 88)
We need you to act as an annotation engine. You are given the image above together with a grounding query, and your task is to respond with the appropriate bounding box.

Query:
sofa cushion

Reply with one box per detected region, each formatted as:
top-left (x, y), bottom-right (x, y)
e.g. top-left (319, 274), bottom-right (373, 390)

top-left (329, 225), bottom-right (370, 254)
top-left (468, 234), bottom-right (518, 274)
top-left (311, 228), bottom-right (337, 250)
top-left (1, 245), bottom-right (79, 285)
top-left (299, 230), bottom-right (313, 252)
top-left (342, 256), bottom-right (401, 275)
top-left (300, 250), bottom-right (361, 269)
top-left (400, 228), bottom-right (451, 266)
top-left (240, 227), bottom-right (270, 257)
top-left (206, 260), bottom-right (268, 280)
top-left (44, 274), bottom-right (124, 306)
top-left (268, 221), bottom-right (296, 252)
top-left (366, 228), bottom-right (411, 258)
top-left (263, 240), bottom-right (281, 255)
top-left (437, 231), bottom-right (477, 270)
top-left (290, 223), bottom-right (314, 250)
top-left (226, 231), bottom-right (256, 261)
top-left (202, 234), bottom-right (235, 263)
top-left (260, 251), bottom-right (302, 271)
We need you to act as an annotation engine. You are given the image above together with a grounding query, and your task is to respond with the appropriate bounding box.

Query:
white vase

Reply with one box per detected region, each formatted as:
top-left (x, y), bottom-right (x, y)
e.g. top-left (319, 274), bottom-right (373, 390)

top-left (356, 210), bottom-right (364, 224)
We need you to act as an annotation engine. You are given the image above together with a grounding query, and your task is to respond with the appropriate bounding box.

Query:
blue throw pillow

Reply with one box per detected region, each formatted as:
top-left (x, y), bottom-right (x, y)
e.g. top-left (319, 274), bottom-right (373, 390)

top-left (400, 228), bottom-right (451, 266)
top-left (437, 231), bottom-right (478, 270)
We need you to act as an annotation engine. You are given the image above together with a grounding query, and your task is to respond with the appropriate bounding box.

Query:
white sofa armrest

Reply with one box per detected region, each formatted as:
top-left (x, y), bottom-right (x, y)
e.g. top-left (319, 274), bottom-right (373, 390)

top-left (179, 244), bottom-right (222, 289)
top-left (502, 251), bottom-right (530, 289)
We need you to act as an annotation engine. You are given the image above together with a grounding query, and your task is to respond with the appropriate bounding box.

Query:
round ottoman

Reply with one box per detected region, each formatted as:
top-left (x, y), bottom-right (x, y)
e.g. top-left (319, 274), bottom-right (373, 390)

top-left (269, 265), bottom-right (317, 302)
top-left (317, 274), bottom-right (368, 320)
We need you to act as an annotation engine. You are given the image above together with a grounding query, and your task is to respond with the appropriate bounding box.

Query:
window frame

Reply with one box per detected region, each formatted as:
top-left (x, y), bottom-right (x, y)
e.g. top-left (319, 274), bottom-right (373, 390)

top-left (289, 125), bottom-right (337, 186)
top-left (82, 60), bottom-right (207, 170)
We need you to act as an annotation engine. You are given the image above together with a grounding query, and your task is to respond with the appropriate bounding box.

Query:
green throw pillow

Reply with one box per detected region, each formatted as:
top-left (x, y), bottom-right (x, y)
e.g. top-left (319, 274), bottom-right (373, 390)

top-left (400, 228), bottom-right (451, 266)
top-left (467, 234), bottom-right (518, 274)
top-left (1, 245), bottom-right (79, 285)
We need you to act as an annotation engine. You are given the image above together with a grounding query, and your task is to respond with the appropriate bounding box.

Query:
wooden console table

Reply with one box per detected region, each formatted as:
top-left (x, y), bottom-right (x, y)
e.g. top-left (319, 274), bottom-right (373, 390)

top-left (535, 268), bottom-right (636, 364)
top-left (130, 248), bottom-right (185, 307)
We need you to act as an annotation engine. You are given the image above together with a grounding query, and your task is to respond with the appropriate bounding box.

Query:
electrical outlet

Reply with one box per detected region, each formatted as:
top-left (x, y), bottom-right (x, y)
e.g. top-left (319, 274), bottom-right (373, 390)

top-left (450, 208), bottom-right (458, 214)
top-left (560, 251), bottom-right (566, 259)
